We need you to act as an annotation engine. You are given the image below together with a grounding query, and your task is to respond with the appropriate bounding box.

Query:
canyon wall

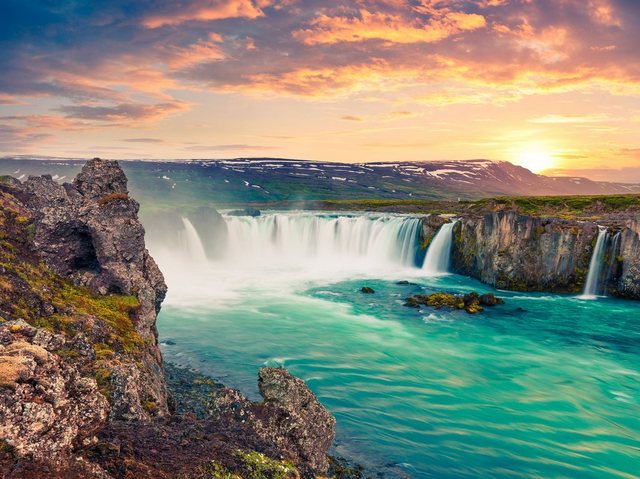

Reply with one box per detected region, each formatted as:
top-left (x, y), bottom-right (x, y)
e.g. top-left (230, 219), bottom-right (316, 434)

top-left (611, 220), bottom-right (640, 299)
top-left (442, 211), bottom-right (640, 299)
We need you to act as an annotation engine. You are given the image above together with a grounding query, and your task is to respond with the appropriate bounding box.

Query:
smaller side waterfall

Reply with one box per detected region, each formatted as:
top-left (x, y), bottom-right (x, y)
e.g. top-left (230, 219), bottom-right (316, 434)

top-left (422, 220), bottom-right (458, 275)
top-left (582, 227), bottom-right (609, 298)
top-left (180, 217), bottom-right (208, 262)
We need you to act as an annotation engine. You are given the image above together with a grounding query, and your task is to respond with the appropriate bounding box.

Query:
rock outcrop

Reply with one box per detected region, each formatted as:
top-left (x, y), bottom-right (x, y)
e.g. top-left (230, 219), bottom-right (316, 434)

top-left (610, 220), bottom-right (640, 298)
top-left (446, 211), bottom-right (640, 298)
top-left (23, 160), bottom-right (169, 420)
top-left (1, 159), bottom-right (337, 478)
top-left (0, 320), bottom-right (109, 465)
top-left (420, 214), bottom-right (449, 250)
top-left (451, 212), bottom-right (599, 293)
top-left (209, 368), bottom-right (336, 475)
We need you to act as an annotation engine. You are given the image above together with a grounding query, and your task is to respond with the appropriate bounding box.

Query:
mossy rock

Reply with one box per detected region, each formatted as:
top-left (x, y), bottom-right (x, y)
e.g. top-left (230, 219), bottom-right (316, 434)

top-left (404, 291), bottom-right (504, 314)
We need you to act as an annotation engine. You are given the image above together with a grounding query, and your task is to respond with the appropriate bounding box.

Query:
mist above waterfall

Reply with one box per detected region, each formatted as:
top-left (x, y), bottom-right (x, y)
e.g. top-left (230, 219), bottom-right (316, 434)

top-left (146, 211), bottom-right (435, 305)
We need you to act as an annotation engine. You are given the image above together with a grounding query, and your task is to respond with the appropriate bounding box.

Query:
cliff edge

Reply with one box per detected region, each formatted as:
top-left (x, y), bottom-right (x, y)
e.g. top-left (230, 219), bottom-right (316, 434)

top-left (0, 160), bottom-right (336, 479)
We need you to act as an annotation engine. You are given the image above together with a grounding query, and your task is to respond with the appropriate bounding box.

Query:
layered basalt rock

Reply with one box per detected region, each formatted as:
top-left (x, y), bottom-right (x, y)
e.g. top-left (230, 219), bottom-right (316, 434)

top-left (610, 220), bottom-right (640, 299)
top-left (450, 212), bottom-right (598, 293)
top-left (443, 211), bottom-right (640, 298)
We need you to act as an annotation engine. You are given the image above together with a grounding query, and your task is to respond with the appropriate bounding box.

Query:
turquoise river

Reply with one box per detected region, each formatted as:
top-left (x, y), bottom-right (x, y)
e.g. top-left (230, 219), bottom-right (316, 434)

top-left (147, 211), bottom-right (640, 479)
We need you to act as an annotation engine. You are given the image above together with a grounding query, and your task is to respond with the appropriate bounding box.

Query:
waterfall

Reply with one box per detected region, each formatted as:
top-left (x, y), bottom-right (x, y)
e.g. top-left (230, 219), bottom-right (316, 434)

top-left (180, 217), bottom-right (208, 262)
top-left (221, 212), bottom-right (422, 269)
top-left (581, 227), bottom-right (609, 298)
top-left (422, 220), bottom-right (458, 275)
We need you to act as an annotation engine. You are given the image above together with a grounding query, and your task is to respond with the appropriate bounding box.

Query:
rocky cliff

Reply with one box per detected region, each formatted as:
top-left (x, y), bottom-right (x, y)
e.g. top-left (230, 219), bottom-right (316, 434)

top-left (610, 220), bottom-right (640, 299)
top-left (431, 211), bottom-right (640, 298)
top-left (0, 160), bottom-right (336, 479)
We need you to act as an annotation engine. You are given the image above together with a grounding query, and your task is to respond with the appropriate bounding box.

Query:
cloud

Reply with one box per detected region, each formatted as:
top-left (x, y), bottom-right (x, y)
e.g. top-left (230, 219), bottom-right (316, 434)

top-left (0, 115), bottom-right (89, 131)
top-left (0, 124), bottom-right (52, 150)
top-left (121, 138), bottom-right (166, 143)
top-left (164, 35), bottom-right (226, 68)
top-left (530, 114), bottom-right (614, 124)
top-left (182, 144), bottom-right (281, 151)
top-left (292, 9), bottom-right (486, 45)
top-left (340, 115), bottom-right (364, 121)
top-left (142, 0), bottom-right (269, 28)
top-left (56, 101), bottom-right (188, 123)
top-left (1, 0), bottom-right (640, 157)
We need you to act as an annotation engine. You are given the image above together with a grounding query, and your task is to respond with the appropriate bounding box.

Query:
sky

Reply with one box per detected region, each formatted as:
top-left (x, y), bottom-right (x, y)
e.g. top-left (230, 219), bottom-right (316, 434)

top-left (1, 0), bottom-right (640, 181)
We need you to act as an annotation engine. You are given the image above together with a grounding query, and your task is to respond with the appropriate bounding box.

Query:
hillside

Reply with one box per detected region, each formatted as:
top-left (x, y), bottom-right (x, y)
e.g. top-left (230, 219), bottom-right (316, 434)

top-left (1, 157), bottom-right (639, 213)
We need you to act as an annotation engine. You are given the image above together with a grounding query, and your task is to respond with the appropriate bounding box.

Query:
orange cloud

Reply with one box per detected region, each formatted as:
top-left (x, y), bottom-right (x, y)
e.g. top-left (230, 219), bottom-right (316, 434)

top-left (57, 101), bottom-right (189, 124)
top-left (165, 37), bottom-right (226, 68)
top-left (142, 0), bottom-right (268, 28)
top-left (293, 9), bottom-right (486, 45)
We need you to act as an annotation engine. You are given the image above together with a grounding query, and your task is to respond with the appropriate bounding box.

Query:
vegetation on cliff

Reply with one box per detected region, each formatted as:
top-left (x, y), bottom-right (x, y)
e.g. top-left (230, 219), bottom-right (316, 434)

top-left (1, 161), bottom-right (338, 479)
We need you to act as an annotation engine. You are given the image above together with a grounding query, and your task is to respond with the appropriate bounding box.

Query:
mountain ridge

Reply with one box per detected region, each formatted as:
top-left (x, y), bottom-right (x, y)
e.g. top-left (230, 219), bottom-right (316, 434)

top-left (2, 156), bottom-right (639, 207)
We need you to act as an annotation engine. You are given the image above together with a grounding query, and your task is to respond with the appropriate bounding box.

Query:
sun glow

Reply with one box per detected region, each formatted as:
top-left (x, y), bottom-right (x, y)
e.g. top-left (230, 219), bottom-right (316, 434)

top-left (517, 149), bottom-right (555, 173)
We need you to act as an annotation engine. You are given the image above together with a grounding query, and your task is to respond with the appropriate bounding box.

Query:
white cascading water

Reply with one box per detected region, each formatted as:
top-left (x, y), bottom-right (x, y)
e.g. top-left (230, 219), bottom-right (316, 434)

top-left (151, 212), bottom-right (426, 304)
top-left (581, 227), bottom-right (609, 299)
top-left (422, 221), bottom-right (458, 275)
top-left (180, 217), bottom-right (208, 263)
top-left (224, 213), bottom-right (422, 269)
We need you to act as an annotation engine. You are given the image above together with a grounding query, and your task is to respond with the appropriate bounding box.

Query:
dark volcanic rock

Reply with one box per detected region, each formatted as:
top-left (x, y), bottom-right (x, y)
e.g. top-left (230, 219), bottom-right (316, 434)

top-left (479, 293), bottom-right (505, 306)
top-left (1, 159), bottom-right (338, 478)
top-left (452, 212), bottom-right (598, 294)
top-left (228, 207), bottom-right (261, 217)
top-left (208, 367), bottom-right (336, 475)
top-left (361, 286), bottom-right (375, 294)
top-left (0, 320), bottom-right (109, 469)
top-left (420, 215), bottom-right (450, 250)
top-left (611, 220), bottom-right (640, 299)
top-left (22, 159), bottom-right (169, 420)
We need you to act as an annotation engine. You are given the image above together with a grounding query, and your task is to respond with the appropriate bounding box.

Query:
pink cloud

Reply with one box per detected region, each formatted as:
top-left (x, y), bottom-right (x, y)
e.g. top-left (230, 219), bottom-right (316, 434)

top-left (293, 9), bottom-right (486, 45)
top-left (142, 0), bottom-right (269, 28)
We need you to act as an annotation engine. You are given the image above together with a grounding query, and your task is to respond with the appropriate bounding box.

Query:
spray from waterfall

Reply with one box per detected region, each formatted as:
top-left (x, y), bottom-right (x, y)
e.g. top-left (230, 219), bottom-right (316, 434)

top-left (422, 220), bottom-right (458, 275)
top-left (581, 227), bottom-right (609, 299)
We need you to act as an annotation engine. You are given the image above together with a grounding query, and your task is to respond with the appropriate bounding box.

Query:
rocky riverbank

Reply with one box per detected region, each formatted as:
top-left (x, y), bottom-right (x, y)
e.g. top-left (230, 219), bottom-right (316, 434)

top-left (0, 160), bottom-right (336, 478)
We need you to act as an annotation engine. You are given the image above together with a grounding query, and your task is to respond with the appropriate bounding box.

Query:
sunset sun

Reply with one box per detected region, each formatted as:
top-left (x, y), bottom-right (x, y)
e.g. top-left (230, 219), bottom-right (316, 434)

top-left (517, 149), bottom-right (555, 174)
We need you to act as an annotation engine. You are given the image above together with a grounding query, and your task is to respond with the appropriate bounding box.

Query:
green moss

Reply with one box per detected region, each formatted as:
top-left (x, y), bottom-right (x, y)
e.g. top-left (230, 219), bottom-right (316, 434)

top-left (142, 399), bottom-right (158, 414)
top-left (55, 347), bottom-right (80, 359)
top-left (95, 368), bottom-right (113, 400)
top-left (0, 439), bottom-right (17, 459)
top-left (198, 462), bottom-right (240, 479)
top-left (328, 456), bottom-right (367, 479)
top-left (94, 342), bottom-right (115, 360)
top-left (404, 292), bottom-right (502, 314)
top-left (234, 450), bottom-right (298, 479)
